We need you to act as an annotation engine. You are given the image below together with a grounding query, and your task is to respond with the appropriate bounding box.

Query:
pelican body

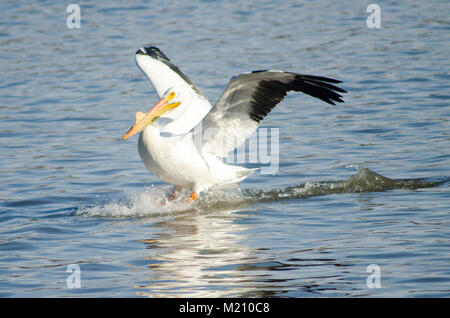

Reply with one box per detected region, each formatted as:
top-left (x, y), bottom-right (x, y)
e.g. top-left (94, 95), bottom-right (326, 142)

top-left (123, 46), bottom-right (346, 200)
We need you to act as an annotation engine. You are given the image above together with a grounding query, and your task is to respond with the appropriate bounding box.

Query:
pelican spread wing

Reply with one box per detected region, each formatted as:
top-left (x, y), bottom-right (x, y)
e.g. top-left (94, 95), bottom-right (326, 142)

top-left (201, 71), bottom-right (346, 157)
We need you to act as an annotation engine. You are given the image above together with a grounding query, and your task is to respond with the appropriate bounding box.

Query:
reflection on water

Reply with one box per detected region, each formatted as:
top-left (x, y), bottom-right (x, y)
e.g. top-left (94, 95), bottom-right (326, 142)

top-left (135, 209), bottom-right (257, 297)
top-left (132, 208), bottom-right (357, 298)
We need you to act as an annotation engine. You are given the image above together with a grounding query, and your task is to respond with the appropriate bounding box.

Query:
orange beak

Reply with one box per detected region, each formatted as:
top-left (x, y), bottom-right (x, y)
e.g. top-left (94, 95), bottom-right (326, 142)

top-left (122, 92), bottom-right (180, 140)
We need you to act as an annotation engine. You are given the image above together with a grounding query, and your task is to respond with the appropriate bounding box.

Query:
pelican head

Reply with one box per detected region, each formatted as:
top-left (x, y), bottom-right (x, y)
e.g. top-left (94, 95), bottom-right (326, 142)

top-left (122, 89), bottom-right (182, 140)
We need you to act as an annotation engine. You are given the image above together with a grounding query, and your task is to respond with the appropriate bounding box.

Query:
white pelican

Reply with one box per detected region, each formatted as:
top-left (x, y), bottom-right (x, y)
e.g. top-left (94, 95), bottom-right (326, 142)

top-left (123, 46), bottom-right (346, 201)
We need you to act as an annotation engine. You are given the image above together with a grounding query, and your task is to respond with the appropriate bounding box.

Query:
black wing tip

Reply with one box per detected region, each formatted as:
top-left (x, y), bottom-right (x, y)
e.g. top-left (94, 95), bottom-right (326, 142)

top-left (246, 71), bottom-right (347, 124)
top-left (292, 74), bottom-right (347, 104)
top-left (324, 91), bottom-right (346, 104)
top-left (250, 71), bottom-right (347, 96)
top-left (136, 45), bottom-right (171, 62)
top-left (299, 74), bottom-right (343, 84)
top-left (323, 95), bottom-right (345, 105)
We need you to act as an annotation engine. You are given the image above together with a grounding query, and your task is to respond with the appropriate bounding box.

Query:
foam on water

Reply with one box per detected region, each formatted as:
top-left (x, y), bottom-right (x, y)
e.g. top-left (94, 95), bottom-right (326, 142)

top-left (77, 168), bottom-right (443, 218)
top-left (77, 186), bottom-right (195, 218)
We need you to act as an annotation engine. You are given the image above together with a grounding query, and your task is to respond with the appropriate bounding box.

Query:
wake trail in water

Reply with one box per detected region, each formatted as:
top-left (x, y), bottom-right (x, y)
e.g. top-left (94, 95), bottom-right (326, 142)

top-left (246, 167), bottom-right (443, 201)
top-left (77, 167), bottom-right (446, 218)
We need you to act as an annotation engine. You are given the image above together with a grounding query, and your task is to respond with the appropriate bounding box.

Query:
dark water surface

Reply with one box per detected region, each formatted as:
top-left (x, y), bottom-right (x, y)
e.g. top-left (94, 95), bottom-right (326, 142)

top-left (0, 1), bottom-right (449, 297)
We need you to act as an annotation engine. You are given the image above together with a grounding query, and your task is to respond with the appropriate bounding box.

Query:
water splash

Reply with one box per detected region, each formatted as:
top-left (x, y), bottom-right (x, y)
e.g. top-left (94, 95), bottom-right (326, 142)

top-left (77, 167), bottom-right (444, 218)
top-left (246, 167), bottom-right (442, 201)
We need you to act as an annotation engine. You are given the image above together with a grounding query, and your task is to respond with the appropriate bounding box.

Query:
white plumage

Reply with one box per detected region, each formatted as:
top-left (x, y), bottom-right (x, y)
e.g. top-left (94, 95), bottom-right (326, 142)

top-left (123, 46), bottom-right (346, 200)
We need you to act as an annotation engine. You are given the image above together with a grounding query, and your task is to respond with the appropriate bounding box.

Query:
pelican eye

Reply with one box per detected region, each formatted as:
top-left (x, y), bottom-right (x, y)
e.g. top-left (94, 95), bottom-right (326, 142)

top-left (168, 92), bottom-right (175, 100)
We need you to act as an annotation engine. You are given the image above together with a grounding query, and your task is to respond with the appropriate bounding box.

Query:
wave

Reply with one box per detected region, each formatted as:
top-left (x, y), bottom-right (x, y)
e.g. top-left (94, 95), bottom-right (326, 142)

top-left (76, 167), bottom-right (445, 218)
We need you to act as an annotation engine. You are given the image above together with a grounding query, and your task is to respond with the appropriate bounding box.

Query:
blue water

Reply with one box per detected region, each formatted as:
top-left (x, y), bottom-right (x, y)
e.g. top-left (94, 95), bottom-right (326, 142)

top-left (0, 0), bottom-right (449, 297)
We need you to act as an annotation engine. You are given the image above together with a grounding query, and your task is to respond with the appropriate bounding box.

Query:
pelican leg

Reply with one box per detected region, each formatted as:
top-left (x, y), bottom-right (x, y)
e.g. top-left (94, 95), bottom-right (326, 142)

top-left (185, 192), bottom-right (198, 203)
